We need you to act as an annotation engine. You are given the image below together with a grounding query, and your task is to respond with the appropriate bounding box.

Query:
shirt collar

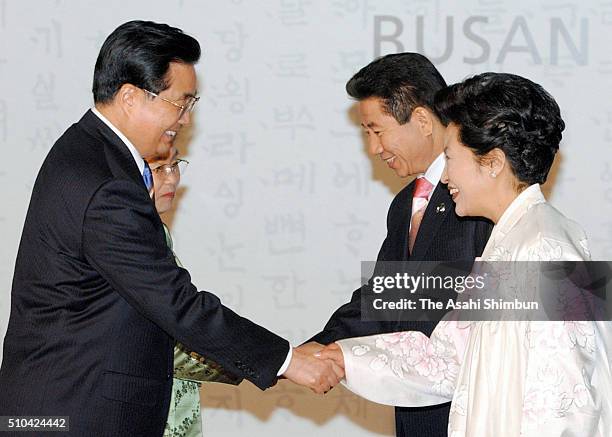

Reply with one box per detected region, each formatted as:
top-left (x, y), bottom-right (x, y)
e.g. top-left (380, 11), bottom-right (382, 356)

top-left (91, 107), bottom-right (145, 176)
top-left (494, 183), bottom-right (545, 234)
top-left (423, 153), bottom-right (445, 187)
top-left (416, 153), bottom-right (445, 198)
top-left (482, 183), bottom-right (545, 254)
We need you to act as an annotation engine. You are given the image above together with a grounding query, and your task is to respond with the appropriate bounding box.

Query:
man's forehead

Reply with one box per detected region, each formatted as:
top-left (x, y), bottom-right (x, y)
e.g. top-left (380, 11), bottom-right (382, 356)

top-left (359, 107), bottom-right (394, 129)
top-left (164, 62), bottom-right (198, 97)
top-left (359, 98), bottom-right (388, 120)
top-left (164, 81), bottom-right (198, 99)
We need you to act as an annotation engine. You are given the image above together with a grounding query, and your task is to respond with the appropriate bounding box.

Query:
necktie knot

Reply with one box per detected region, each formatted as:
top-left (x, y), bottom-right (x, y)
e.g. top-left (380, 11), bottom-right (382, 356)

top-left (143, 162), bottom-right (153, 191)
top-left (414, 177), bottom-right (434, 200)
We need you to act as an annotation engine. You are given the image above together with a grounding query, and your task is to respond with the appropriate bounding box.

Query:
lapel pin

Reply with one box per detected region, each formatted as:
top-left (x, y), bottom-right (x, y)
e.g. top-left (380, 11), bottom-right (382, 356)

top-left (436, 203), bottom-right (446, 213)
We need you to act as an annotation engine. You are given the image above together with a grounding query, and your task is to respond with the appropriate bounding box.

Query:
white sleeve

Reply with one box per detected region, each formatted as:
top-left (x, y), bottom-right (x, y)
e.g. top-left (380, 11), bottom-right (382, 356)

top-left (337, 320), bottom-right (470, 407)
top-left (277, 345), bottom-right (293, 376)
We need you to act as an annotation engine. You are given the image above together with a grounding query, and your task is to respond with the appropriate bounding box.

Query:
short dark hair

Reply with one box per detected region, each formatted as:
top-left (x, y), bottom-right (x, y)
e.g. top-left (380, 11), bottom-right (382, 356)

top-left (345, 52), bottom-right (447, 124)
top-left (93, 20), bottom-right (201, 103)
top-left (434, 73), bottom-right (564, 185)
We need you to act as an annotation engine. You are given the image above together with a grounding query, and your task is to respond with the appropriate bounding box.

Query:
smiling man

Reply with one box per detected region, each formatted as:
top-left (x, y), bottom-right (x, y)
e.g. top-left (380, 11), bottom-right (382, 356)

top-left (358, 94), bottom-right (443, 179)
top-left (0, 20), bottom-right (340, 436)
top-left (304, 53), bottom-right (493, 437)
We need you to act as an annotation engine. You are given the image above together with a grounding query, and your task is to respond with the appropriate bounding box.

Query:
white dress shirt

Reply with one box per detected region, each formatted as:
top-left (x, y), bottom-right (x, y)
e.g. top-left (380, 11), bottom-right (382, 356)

top-left (420, 152), bottom-right (445, 200)
top-left (408, 152), bottom-right (446, 233)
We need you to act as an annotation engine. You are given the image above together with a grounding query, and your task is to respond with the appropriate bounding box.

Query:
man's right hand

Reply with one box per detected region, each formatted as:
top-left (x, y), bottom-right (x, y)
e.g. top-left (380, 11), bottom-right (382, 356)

top-left (295, 341), bottom-right (325, 357)
top-left (283, 347), bottom-right (344, 394)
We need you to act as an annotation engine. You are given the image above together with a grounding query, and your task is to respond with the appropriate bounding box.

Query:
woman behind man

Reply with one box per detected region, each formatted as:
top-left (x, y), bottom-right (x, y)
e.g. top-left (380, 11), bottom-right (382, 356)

top-left (148, 148), bottom-right (240, 437)
top-left (319, 73), bottom-right (611, 436)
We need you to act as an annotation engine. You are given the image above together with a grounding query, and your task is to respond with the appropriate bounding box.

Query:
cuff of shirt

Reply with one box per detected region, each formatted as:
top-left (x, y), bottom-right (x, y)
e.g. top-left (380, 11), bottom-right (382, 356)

top-left (277, 345), bottom-right (293, 376)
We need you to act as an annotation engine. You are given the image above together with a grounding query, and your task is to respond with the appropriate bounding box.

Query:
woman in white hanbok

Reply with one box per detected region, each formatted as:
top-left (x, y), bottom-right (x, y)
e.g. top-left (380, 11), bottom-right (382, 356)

top-left (318, 73), bottom-right (611, 436)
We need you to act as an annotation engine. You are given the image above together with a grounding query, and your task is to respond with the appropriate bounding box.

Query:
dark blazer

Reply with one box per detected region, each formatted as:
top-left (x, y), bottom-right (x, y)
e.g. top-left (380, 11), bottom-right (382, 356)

top-left (0, 110), bottom-right (289, 436)
top-left (310, 178), bottom-right (492, 437)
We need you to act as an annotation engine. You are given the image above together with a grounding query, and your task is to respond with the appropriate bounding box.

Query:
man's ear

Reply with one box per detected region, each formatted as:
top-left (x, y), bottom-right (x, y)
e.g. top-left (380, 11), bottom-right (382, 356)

top-left (412, 107), bottom-right (434, 137)
top-left (116, 84), bottom-right (139, 117)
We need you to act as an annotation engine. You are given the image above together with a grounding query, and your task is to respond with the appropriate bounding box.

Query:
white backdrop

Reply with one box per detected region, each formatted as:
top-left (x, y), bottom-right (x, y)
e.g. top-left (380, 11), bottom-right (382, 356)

top-left (1, 1), bottom-right (611, 436)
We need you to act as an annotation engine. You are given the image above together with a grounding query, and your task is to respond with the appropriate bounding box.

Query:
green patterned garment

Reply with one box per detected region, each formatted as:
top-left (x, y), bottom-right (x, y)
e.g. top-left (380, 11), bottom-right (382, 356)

top-left (162, 225), bottom-right (241, 437)
top-left (164, 378), bottom-right (202, 437)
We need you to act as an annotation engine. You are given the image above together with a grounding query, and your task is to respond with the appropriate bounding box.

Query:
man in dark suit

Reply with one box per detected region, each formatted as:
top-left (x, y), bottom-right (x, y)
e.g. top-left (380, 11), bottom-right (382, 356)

top-left (0, 21), bottom-right (340, 436)
top-left (302, 53), bottom-right (492, 436)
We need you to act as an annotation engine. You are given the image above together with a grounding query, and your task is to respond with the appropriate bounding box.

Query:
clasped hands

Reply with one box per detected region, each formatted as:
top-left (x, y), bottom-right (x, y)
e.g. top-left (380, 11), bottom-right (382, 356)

top-left (283, 341), bottom-right (346, 394)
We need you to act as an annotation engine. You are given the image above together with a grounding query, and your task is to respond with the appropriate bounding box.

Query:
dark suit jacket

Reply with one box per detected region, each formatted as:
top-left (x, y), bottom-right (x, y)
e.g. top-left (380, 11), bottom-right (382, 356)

top-left (0, 111), bottom-right (289, 436)
top-left (310, 179), bottom-right (492, 437)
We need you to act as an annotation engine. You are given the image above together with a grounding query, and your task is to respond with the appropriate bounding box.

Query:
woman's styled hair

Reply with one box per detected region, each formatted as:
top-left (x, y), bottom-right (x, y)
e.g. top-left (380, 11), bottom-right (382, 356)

top-left (434, 72), bottom-right (565, 185)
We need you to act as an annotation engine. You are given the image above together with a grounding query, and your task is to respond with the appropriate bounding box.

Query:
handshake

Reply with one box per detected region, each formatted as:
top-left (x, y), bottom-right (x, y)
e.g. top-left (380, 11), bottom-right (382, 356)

top-left (282, 342), bottom-right (346, 394)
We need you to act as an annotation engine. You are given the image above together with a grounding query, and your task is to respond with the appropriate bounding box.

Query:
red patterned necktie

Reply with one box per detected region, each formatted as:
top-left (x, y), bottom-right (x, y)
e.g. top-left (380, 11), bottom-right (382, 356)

top-left (408, 177), bottom-right (434, 254)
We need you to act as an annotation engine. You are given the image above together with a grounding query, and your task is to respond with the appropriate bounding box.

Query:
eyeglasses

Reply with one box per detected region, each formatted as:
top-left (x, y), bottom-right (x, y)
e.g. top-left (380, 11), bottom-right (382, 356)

top-left (150, 159), bottom-right (189, 176)
top-left (143, 89), bottom-right (200, 120)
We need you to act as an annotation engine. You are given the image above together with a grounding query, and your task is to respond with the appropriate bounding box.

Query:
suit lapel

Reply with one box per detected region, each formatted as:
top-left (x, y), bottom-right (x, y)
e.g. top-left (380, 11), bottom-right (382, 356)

top-left (398, 180), bottom-right (415, 261)
top-left (410, 183), bottom-right (452, 260)
top-left (78, 110), bottom-right (145, 187)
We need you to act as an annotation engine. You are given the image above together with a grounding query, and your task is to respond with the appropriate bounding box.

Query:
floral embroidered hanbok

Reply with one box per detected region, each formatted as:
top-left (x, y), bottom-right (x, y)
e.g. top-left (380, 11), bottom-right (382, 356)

top-left (338, 184), bottom-right (612, 436)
